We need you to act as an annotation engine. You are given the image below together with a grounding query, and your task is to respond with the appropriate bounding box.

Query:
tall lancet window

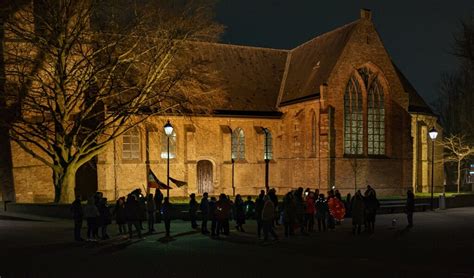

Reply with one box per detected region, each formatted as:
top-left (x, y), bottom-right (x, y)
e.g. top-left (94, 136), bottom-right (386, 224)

top-left (367, 78), bottom-right (385, 155)
top-left (344, 75), bottom-right (363, 155)
top-left (231, 128), bottom-right (245, 160)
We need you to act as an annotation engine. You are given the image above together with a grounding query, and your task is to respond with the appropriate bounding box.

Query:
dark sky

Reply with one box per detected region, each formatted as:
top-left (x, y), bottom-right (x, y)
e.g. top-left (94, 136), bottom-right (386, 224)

top-left (216, 0), bottom-right (474, 106)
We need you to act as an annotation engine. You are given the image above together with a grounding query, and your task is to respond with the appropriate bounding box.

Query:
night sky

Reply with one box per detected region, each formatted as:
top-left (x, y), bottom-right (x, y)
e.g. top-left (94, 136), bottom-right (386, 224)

top-left (216, 0), bottom-right (474, 106)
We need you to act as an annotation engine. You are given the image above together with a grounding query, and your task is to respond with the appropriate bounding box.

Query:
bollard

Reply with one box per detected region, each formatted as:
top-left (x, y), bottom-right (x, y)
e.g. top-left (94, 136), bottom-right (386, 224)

top-left (439, 193), bottom-right (446, 210)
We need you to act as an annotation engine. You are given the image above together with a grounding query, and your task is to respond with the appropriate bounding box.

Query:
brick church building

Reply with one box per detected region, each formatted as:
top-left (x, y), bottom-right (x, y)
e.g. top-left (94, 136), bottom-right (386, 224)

top-left (1, 9), bottom-right (444, 203)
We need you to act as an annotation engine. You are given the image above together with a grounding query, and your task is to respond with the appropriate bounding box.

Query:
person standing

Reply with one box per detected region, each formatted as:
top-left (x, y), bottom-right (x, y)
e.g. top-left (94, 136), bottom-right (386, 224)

top-left (138, 195), bottom-right (147, 230)
top-left (255, 190), bottom-right (265, 238)
top-left (98, 197), bottom-right (111, 240)
top-left (161, 197), bottom-right (173, 237)
top-left (215, 194), bottom-right (231, 236)
top-left (234, 194), bottom-right (246, 232)
top-left (189, 193), bottom-right (199, 229)
top-left (268, 188), bottom-right (279, 226)
top-left (326, 190), bottom-right (336, 231)
top-left (244, 196), bottom-right (255, 219)
top-left (345, 193), bottom-right (352, 218)
top-left (200, 193), bottom-right (210, 234)
top-left (406, 189), bottom-right (415, 228)
top-left (209, 196), bottom-right (217, 236)
top-left (146, 194), bottom-right (156, 233)
top-left (114, 197), bottom-right (127, 235)
top-left (364, 188), bottom-right (380, 233)
top-left (70, 196), bottom-right (84, 242)
top-left (294, 187), bottom-right (306, 234)
top-left (305, 192), bottom-right (315, 232)
top-left (154, 188), bottom-right (164, 223)
top-left (262, 196), bottom-right (278, 242)
top-left (125, 194), bottom-right (142, 239)
top-left (315, 194), bottom-right (328, 232)
top-left (84, 197), bottom-right (99, 241)
top-left (351, 190), bottom-right (365, 235)
top-left (282, 192), bottom-right (296, 237)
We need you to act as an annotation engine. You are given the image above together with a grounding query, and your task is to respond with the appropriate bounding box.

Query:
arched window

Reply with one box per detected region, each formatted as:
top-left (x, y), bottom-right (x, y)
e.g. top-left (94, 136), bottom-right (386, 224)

top-left (344, 75), bottom-right (363, 155)
top-left (161, 130), bottom-right (176, 159)
top-left (122, 128), bottom-right (140, 160)
top-left (311, 111), bottom-right (317, 154)
top-left (263, 128), bottom-right (273, 160)
top-left (368, 78), bottom-right (385, 155)
top-left (344, 66), bottom-right (386, 156)
top-left (231, 128), bottom-right (245, 160)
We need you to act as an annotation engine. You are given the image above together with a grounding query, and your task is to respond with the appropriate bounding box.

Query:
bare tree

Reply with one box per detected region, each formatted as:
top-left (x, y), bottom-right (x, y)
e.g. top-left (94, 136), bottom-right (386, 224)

top-left (0, 0), bottom-right (224, 203)
top-left (441, 134), bottom-right (474, 193)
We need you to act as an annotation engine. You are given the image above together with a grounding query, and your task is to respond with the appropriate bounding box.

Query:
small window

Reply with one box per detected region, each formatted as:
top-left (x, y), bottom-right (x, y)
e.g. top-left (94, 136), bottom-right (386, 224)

top-left (122, 128), bottom-right (140, 160)
top-left (161, 130), bottom-right (177, 159)
top-left (231, 128), bottom-right (245, 160)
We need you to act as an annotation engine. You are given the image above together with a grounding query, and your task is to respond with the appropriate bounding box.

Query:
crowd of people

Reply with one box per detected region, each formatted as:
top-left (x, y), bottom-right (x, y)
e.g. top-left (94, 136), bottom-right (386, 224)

top-left (71, 186), bottom-right (416, 242)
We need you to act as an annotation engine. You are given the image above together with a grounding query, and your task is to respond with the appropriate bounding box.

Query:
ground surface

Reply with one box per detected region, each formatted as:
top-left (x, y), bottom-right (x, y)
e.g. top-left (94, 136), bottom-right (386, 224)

top-left (0, 208), bottom-right (473, 278)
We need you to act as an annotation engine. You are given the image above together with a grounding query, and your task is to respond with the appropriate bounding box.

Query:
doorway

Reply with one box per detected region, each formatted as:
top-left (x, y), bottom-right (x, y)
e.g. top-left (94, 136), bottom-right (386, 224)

top-left (197, 160), bottom-right (213, 194)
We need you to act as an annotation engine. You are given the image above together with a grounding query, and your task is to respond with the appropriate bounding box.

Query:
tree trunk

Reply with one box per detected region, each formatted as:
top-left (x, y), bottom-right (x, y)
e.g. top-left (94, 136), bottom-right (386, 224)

top-left (457, 160), bottom-right (462, 193)
top-left (53, 165), bottom-right (77, 203)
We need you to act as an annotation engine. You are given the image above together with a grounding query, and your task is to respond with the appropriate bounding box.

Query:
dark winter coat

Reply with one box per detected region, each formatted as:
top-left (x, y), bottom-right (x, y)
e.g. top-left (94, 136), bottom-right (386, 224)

top-left (282, 196), bottom-right (297, 223)
top-left (161, 202), bottom-right (173, 220)
top-left (315, 198), bottom-right (329, 218)
top-left (208, 200), bottom-right (216, 219)
top-left (255, 196), bottom-right (264, 221)
top-left (215, 199), bottom-right (231, 221)
top-left (406, 192), bottom-right (415, 213)
top-left (125, 197), bottom-right (140, 222)
top-left (351, 196), bottom-right (365, 225)
top-left (138, 197), bottom-right (147, 220)
top-left (234, 200), bottom-right (246, 224)
top-left (200, 197), bottom-right (209, 216)
top-left (114, 202), bottom-right (127, 225)
top-left (189, 199), bottom-right (198, 214)
top-left (71, 199), bottom-right (83, 220)
top-left (99, 203), bottom-right (112, 226)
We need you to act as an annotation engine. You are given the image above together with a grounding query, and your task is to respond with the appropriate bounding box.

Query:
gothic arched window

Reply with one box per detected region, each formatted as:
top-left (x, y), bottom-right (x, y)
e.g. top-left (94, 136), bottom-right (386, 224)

top-left (344, 75), bottom-right (363, 155)
top-left (263, 128), bottom-right (273, 160)
top-left (161, 129), bottom-right (177, 159)
top-left (122, 128), bottom-right (140, 160)
top-left (231, 128), bottom-right (245, 160)
top-left (368, 78), bottom-right (385, 155)
top-left (343, 66), bottom-right (386, 156)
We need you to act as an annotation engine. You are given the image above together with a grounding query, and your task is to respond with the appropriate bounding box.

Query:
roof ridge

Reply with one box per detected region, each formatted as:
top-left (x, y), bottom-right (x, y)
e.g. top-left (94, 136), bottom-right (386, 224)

top-left (189, 40), bottom-right (290, 53)
top-left (290, 19), bottom-right (360, 52)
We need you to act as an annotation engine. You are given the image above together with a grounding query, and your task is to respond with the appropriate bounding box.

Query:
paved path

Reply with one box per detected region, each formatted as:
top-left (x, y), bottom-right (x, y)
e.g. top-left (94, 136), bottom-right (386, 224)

top-left (0, 208), bottom-right (473, 278)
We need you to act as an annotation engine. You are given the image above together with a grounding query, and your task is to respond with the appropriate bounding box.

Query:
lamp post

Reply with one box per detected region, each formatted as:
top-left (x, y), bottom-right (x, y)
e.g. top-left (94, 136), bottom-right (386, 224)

top-left (428, 127), bottom-right (438, 211)
top-left (164, 120), bottom-right (174, 198)
top-left (263, 128), bottom-right (271, 193)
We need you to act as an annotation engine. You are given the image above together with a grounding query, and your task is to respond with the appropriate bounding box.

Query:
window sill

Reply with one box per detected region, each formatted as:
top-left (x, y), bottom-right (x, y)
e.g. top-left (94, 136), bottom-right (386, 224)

top-left (121, 159), bottom-right (142, 164)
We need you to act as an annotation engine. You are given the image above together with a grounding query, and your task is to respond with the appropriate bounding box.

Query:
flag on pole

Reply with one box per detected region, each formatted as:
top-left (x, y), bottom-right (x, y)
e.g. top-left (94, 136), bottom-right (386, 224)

top-left (147, 169), bottom-right (171, 189)
top-left (169, 177), bottom-right (187, 188)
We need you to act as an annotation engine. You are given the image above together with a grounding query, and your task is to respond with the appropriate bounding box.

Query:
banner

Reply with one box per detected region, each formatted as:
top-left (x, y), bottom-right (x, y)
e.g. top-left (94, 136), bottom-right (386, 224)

top-left (169, 177), bottom-right (187, 187)
top-left (147, 169), bottom-right (171, 189)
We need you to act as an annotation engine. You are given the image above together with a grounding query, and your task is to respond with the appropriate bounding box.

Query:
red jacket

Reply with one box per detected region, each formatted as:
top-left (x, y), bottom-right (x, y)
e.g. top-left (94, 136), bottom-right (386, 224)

top-left (305, 196), bottom-right (315, 214)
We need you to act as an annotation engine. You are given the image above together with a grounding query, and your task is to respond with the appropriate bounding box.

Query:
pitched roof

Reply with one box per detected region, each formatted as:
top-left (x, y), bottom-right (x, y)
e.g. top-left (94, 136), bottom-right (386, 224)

top-left (279, 20), bottom-right (359, 105)
top-left (392, 62), bottom-right (434, 115)
top-left (188, 42), bottom-right (288, 115)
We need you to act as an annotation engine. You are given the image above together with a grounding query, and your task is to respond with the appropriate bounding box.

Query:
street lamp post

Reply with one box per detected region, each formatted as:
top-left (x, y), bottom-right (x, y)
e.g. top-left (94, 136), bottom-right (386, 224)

top-left (428, 127), bottom-right (438, 211)
top-left (164, 120), bottom-right (174, 198)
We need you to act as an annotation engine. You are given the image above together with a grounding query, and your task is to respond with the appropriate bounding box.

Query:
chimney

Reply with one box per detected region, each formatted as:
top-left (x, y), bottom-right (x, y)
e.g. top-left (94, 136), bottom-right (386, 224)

top-left (360, 9), bottom-right (372, 20)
